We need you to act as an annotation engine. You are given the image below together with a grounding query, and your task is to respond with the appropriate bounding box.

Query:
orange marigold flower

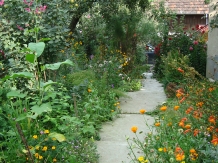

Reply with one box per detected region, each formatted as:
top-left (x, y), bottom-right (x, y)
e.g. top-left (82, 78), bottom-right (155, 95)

top-left (139, 109), bottom-right (146, 114)
top-left (175, 153), bottom-right (185, 161)
top-left (160, 106), bottom-right (167, 111)
top-left (179, 122), bottom-right (185, 128)
top-left (211, 138), bottom-right (218, 146)
top-left (176, 93), bottom-right (182, 98)
top-left (155, 122), bottom-right (161, 127)
top-left (131, 126), bottom-right (138, 133)
top-left (208, 115), bottom-right (216, 125)
top-left (177, 67), bottom-right (184, 73)
top-left (190, 148), bottom-right (196, 153)
top-left (185, 124), bottom-right (191, 129)
top-left (193, 129), bottom-right (200, 137)
top-left (174, 105), bottom-right (180, 111)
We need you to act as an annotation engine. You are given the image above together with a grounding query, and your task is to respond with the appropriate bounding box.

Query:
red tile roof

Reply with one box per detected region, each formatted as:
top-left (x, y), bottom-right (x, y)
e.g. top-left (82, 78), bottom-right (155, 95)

top-left (152, 0), bottom-right (209, 15)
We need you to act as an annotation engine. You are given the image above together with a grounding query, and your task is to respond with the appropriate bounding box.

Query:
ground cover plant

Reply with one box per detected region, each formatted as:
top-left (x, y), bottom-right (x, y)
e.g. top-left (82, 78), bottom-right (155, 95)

top-left (128, 52), bottom-right (218, 163)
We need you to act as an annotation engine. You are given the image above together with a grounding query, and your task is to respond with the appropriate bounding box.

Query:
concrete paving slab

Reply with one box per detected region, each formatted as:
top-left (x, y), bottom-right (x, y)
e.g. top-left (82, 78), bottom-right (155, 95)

top-left (96, 78), bottom-right (166, 163)
top-left (120, 79), bottom-right (166, 113)
top-left (96, 114), bottom-right (155, 163)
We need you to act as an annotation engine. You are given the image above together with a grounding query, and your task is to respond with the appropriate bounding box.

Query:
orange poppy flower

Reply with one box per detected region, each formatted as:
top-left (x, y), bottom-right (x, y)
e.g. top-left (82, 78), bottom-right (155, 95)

top-left (160, 106), bottom-right (167, 111)
top-left (155, 122), bottom-right (160, 127)
top-left (174, 106), bottom-right (180, 111)
top-left (139, 109), bottom-right (146, 114)
top-left (131, 126), bottom-right (138, 133)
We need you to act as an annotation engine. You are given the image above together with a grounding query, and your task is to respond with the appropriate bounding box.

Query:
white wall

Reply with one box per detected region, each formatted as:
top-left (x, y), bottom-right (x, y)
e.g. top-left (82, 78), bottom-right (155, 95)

top-left (206, 0), bottom-right (218, 79)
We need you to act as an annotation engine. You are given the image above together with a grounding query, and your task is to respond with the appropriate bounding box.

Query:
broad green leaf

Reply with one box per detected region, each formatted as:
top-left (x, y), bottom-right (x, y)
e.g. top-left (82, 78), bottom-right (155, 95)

top-left (48, 132), bottom-right (66, 142)
top-left (40, 80), bottom-right (57, 89)
top-left (45, 59), bottom-right (74, 70)
top-left (26, 54), bottom-right (35, 63)
top-left (7, 90), bottom-right (26, 98)
top-left (82, 125), bottom-right (95, 134)
top-left (15, 114), bottom-right (27, 122)
top-left (28, 42), bottom-right (45, 57)
top-left (31, 103), bottom-right (52, 115)
top-left (1, 72), bottom-right (34, 81)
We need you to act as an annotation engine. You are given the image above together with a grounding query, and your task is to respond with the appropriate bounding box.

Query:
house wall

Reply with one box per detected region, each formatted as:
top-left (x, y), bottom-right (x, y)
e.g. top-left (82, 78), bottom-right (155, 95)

top-left (206, 0), bottom-right (218, 80)
top-left (177, 15), bottom-right (207, 29)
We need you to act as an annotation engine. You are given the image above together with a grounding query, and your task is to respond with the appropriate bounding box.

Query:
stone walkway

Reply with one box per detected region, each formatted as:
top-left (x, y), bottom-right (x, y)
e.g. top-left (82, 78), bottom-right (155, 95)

top-left (96, 79), bottom-right (166, 163)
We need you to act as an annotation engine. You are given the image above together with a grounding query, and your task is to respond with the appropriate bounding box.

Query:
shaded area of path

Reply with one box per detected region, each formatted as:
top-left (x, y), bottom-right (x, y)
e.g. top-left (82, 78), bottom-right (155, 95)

top-left (96, 79), bottom-right (166, 163)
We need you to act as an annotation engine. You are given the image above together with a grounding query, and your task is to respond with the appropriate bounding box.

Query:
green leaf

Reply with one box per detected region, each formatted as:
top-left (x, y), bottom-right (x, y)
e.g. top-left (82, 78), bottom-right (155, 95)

top-left (31, 103), bottom-right (52, 116)
top-left (45, 59), bottom-right (74, 70)
top-left (28, 42), bottom-right (45, 57)
top-left (15, 114), bottom-right (27, 122)
top-left (39, 38), bottom-right (51, 42)
top-left (7, 90), bottom-right (26, 98)
top-left (82, 125), bottom-right (95, 134)
top-left (1, 72), bottom-right (34, 81)
top-left (26, 54), bottom-right (35, 63)
top-left (48, 132), bottom-right (66, 142)
top-left (40, 80), bottom-right (57, 89)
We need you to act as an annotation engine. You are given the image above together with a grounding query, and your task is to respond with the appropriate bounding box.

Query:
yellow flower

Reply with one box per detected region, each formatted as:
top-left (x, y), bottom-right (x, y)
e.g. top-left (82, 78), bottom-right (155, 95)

top-left (33, 135), bottom-right (38, 139)
top-left (160, 106), bottom-right (167, 111)
top-left (175, 154), bottom-right (185, 161)
top-left (138, 156), bottom-right (144, 162)
top-left (139, 109), bottom-right (146, 114)
top-left (158, 148), bottom-right (163, 152)
top-left (39, 155), bottom-right (43, 160)
top-left (53, 158), bottom-right (57, 162)
top-left (87, 88), bottom-right (92, 93)
top-left (42, 146), bottom-right (48, 151)
top-left (52, 146), bottom-right (56, 150)
top-left (131, 126), bottom-right (138, 133)
top-left (174, 105), bottom-right (180, 111)
top-left (35, 146), bottom-right (40, 150)
top-left (181, 161), bottom-right (185, 163)
top-left (35, 153), bottom-right (39, 158)
top-left (44, 130), bottom-right (49, 134)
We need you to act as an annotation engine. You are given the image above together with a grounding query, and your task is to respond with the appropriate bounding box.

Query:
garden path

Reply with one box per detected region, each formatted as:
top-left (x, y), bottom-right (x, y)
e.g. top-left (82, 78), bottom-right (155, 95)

top-left (96, 78), bottom-right (166, 163)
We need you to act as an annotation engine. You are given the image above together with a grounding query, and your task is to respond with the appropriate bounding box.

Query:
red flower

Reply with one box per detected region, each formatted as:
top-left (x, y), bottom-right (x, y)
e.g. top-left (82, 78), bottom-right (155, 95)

top-left (193, 41), bottom-right (198, 45)
top-left (189, 46), bottom-right (193, 51)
